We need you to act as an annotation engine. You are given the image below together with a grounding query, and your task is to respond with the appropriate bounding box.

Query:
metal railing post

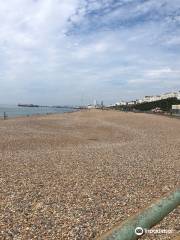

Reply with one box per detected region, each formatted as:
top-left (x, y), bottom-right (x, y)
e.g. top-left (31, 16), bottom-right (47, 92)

top-left (98, 190), bottom-right (180, 240)
top-left (3, 112), bottom-right (7, 120)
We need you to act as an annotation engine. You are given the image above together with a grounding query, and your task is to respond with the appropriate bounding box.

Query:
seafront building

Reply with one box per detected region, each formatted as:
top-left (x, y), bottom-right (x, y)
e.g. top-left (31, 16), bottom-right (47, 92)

top-left (127, 101), bottom-right (136, 105)
top-left (87, 100), bottom-right (104, 109)
top-left (172, 105), bottom-right (180, 116)
top-left (141, 92), bottom-right (180, 103)
top-left (115, 101), bottom-right (127, 106)
top-left (115, 90), bottom-right (180, 106)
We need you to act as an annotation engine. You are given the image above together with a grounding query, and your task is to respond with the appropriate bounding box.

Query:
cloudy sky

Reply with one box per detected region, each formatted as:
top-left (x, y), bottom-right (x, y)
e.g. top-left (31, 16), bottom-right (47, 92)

top-left (0, 0), bottom-right (180, 105)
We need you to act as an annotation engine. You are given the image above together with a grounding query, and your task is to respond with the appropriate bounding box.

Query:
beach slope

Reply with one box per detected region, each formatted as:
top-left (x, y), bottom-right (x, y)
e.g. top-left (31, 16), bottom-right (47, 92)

top-left (0, 110), bottom-right (179, 239)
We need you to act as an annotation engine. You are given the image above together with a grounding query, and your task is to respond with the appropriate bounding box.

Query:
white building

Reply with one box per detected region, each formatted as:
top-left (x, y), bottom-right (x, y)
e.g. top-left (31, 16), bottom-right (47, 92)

top-left (151, 95), bottom-right (162, 101)
top-left (115, 101), bottom-right (127, 106)
top-left (172, 105), bottom-right (180, 116)
top-left (94, 100), bottom-right (97, 107)
top-left (142, 96), bottom-right (154, 102)
top-left (176, 91), bottom-right (180, 99)
top-left (136, 99), bottom-right (144, 104)
top-left (127, 101), bottom-right (136, 105)
top-left (87, 104), bottom-right (95, 109)
top-left (114, 90), bottom-right (180, 107)
top-left (161, 92), bottom-right (178, 99)
top-left (121, 101), bottom-right (127, 106)
top-left (140, 91), bottom-right (180, 103)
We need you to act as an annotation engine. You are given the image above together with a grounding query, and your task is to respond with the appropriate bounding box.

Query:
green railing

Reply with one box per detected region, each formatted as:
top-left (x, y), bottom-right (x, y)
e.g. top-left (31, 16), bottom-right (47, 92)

top-left (98, 190), bottom-right (180, 240)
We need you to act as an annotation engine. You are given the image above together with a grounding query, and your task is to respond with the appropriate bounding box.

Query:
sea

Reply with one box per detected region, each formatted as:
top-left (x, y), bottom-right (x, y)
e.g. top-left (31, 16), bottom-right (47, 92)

top-left (0, 105), bottom-right (76, 118)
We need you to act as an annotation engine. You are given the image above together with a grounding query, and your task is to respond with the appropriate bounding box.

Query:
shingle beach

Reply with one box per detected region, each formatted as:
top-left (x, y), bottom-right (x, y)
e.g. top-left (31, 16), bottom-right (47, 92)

top-left (0, 110), bottom-right (180, 239)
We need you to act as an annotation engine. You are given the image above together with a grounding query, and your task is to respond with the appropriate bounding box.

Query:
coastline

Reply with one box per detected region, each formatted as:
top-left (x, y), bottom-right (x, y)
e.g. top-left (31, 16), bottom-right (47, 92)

top-left (0, 107), bottom-right (79, 120)
top-left (1, 108), bottom-right (179, 121)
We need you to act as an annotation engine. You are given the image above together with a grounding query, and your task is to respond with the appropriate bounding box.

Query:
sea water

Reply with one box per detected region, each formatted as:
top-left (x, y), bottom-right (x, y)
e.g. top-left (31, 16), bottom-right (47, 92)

top-left (0, 105), bottom-right (75, 118)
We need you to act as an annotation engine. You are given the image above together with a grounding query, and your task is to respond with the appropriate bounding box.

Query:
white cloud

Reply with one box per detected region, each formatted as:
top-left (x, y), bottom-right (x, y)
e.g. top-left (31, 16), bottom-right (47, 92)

top-left (165, 36), bottom-right (180, 46)
top-left (145, 68), bottom-right (179, 78)
top-left (0, 0), bottom-right (180, 105)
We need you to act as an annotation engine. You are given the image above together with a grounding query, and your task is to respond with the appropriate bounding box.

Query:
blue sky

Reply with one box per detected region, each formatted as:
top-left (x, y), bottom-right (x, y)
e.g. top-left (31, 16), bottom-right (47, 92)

top-left (0, 0), bottom-right (180, 105)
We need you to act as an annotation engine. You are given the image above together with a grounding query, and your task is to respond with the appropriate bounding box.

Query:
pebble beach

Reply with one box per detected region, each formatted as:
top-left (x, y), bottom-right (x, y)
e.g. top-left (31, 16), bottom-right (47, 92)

top-left (0, 109), bottom-right (180, 240)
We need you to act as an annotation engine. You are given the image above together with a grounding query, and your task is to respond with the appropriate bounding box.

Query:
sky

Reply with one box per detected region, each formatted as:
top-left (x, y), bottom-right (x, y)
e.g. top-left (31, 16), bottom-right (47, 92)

top-left (0, 0), bottom-right (180, 105)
